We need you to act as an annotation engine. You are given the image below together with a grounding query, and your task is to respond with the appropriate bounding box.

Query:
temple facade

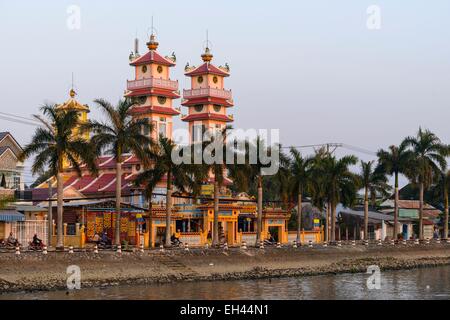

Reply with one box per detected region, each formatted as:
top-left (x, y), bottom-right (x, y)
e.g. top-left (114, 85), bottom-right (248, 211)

top-left (30, 32), bottom-right (321, 248)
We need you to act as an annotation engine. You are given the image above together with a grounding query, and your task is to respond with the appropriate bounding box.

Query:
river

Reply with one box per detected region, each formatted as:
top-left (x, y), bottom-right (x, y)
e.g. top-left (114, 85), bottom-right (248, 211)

top-left (1, 265), bottom-right (449, 300)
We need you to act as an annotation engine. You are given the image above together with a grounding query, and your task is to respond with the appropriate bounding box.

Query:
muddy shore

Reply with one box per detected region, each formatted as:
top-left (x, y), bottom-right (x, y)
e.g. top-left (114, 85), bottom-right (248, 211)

top-left (1, 244), bottom-right (449, 294)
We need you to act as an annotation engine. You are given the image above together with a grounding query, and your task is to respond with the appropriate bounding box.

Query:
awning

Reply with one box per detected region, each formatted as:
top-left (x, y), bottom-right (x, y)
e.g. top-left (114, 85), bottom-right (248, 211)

top-left (0, 211), bottom-right (25, 222)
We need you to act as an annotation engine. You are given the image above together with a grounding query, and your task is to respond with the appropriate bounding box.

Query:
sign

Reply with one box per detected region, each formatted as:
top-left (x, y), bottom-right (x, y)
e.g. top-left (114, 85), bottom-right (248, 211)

top-left (201, 184), bottom-right (214, 196)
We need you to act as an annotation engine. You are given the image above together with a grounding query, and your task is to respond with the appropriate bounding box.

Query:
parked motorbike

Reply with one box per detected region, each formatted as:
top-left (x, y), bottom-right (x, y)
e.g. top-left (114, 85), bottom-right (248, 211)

top-left (0, 239), bottom-right (21, 249)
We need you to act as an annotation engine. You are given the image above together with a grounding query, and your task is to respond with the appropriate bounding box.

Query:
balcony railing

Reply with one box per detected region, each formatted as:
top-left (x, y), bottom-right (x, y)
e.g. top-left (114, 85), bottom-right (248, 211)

top-left (127, 77), bottom-right (178, 91)
top-left (183, 87), bottom-right (232, 100)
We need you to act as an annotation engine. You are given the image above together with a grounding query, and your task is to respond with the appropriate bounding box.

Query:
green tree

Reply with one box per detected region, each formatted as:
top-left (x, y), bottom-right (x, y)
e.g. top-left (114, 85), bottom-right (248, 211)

top-left (377, 142), bottom-right (413, 239)
top-left (20, 104), bottom-right (97, 249)
top-left (134, 155), bottom-right (165, 248)
top-left (358, 160), bottom-right (391, 240)
top-left (289, 148), bottom-right (313, 244)
top-left (85, 99), bottom-right (153, 246)
top-left (403, 128), bottom-right (448, 239)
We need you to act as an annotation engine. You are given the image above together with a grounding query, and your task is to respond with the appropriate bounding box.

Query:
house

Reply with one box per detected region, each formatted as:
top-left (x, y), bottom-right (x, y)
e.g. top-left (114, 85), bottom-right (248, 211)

top-left (0, 132), bottom-right (24, 190)
top-left (338, 207), bottom-right (414, 240)
top-left (379, 199), bottom-right (441, 238)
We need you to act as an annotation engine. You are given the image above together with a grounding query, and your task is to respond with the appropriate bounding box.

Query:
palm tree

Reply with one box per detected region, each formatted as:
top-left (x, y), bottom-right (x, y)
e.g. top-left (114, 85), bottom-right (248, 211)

top-left (320, 155), bottom-right (358, 242)
top-left (243, 137), bottom-right (278, 246)
top-left (358, 161), bottom-right (391, 240)
top-left (134, 156), bottom-right (165, 248)
top-left (377, 142), bottom-right (413, 239)
top-left (20, 104), bottom-right (97, 249)
top-left (289, 148), bottom-right (312, 245)
top-left (85, 99), bottom-right (153, 246)
top-left (153, 136), bottom-right (193, 247)
top-left (201, 127), bottom-right (232, 247)
top-left (430, 169), bottom-right (450, 239)
top-left (403, 128), bottom-right (448, 240)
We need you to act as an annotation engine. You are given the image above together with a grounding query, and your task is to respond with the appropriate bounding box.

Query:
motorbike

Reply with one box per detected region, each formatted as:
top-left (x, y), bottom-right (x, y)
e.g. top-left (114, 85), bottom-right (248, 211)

top-left (28, 241), bottom-right (45, 251)
top-left (0, 239), bottom-right (21, 249)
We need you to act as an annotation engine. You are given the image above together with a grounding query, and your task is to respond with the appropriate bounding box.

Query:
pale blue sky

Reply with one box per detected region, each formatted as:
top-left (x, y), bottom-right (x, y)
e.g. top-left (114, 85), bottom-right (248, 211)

top-left (0, 1), bottom-right (449, 185)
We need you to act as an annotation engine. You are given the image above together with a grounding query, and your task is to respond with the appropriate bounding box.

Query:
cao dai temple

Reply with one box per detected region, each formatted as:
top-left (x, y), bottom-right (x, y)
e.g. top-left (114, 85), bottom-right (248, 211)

top-left (25, 32), bottom-right (324, 248)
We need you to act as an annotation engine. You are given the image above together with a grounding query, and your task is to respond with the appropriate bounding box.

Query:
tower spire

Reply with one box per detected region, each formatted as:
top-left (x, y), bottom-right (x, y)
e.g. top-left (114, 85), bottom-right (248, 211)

top-left (201, 29), bottom-right (213, 62)
top-left (147, 16), bottom-right (159, 50)
top-left (70, 72), bottom-right (76, 98)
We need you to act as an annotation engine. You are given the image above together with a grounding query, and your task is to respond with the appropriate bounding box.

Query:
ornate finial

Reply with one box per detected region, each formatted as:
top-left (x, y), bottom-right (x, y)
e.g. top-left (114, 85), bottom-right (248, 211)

top-left (146, 16), bottom-right (159, 50)
top-left (69, 88), bottom-right (76, 98)
top-left (201, 30), bottom-right (213, 62)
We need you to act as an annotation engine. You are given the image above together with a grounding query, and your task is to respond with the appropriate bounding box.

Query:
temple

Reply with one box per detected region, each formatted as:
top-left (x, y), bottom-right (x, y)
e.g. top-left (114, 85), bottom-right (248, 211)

top-left (30, 31), bottom-right (323, 248)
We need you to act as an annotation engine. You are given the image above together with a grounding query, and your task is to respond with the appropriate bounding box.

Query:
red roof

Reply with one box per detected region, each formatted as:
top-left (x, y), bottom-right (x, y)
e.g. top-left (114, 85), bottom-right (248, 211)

top-left (185, 63), bottom-right (229, 77)
top-left (130, 106), bottom-right (180, 116)
top-left (130, 51), bottom-right (175, 67)
top-left (125, 88), bottom-right (180, 99)
top-left (81, 173), bottom-right (116, 193)
top-left (181, 113), bottom-right (233, 123)
top-left (181, 96), bottom-right (233, 107)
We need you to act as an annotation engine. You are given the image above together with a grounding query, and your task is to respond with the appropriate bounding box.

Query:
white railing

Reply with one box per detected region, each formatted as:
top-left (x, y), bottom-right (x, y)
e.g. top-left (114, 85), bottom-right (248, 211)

top-left (183, 87), bottom-right (232, 100)
top-left (127, 77), bottom-right (178, 91)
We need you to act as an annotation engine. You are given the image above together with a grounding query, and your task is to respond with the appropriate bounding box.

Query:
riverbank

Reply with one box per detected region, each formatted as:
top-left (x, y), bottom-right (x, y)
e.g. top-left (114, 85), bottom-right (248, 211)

top-left (1, 244), bottom-right (450, 294)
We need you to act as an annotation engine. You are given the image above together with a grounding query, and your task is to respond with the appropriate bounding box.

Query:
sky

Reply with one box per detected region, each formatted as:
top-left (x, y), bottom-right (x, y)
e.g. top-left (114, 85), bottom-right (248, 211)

top-left (0, 0), bottom-right (449, 187)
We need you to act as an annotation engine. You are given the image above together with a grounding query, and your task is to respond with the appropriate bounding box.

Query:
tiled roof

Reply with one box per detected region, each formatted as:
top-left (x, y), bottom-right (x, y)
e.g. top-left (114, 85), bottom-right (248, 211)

top-left (125, 88), bottom-right (180, 99)
top-left (181, 96), bottom-right (233, 107)
top-left (181, 112), bottom-right (233, 122)
top-left (130, 51), bottom-right (175, 67)
top-left (130, 105), bottom-right (180, 116)
top-left (185, 63), bottom-right (229, 77)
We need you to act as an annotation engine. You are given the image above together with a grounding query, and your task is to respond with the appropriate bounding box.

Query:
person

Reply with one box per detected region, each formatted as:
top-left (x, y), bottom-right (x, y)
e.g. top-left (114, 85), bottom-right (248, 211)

top-left (32, 233), bottom-right (42, 246)
top-left (171, 233), bottom-right (181, 245)
top-left (92, 232), bottom-right (100, 244)
top-left (7, 232), bottom-right (18, 246)
top-left (101, 232), bottom-right (110, 245)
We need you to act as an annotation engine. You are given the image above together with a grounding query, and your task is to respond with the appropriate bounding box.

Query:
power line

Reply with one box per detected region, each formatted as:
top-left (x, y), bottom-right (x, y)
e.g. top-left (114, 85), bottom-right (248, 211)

top-left (0, 115), bottom-right (39, 127)
top-left (0, 111), bottom-right (40, 123)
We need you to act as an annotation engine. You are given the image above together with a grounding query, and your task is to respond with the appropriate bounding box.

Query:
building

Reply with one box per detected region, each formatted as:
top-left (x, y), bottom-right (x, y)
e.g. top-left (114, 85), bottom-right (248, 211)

top-left (339, 208), bottom-right (414, 240)
top-left (379, 199), bottom-right (441, 239)
top-left (0, 132), bottom-right (24, 190)
top-left (26, 31), bottom-right (315, 248)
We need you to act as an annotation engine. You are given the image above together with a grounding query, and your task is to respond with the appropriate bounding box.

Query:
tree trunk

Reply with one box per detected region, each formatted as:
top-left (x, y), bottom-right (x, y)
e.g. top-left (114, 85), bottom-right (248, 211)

top-left (148, 199), bottom-right (153, 248)
top-left (212, 180), bottom-right (220, 247)
top-left (331, 202), bottom-right (336, 242)
top-left (255, 176), bottom-right (263, 246)
top-left (114, 161), bottom-right (122, 246)
top-left (393, 172), bottom-right (399, 240)
top-left (56, 172), bottom-right (64, 250)
top-left (165, 177), bottom-right (172, 247)
top-left (296, 190), bottom-right (302, 245)
top-left (324, 202), bottom-right (329, 242)
top-left (419, 182), bottom-right (424, 240)
top-left (364, 186), bottom-right (369, 240)
top-left (48, 178), bottom-right (53, 247)
top-left (444, 185), bottom-right (449, 240)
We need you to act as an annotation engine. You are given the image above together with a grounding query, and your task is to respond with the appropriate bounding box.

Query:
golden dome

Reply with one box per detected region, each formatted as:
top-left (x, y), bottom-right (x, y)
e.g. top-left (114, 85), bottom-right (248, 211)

top-left (56, 89), bottom-right (90, 113)
top-left (146, 34), bottom-right (159, 51)
top-left (201, 47), bottom-right (213, 62)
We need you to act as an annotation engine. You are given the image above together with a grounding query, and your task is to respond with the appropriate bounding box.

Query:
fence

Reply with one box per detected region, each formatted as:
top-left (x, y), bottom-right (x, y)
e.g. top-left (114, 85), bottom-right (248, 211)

top-left (12, 220), bottom-right (47, 246)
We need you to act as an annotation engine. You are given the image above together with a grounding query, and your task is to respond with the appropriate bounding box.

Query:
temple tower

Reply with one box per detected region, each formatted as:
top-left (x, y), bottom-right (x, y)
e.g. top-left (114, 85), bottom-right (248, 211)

top-left (182, 45), bottom-right (233, 143)
top-left (125, 32), bottom-right (180, 140)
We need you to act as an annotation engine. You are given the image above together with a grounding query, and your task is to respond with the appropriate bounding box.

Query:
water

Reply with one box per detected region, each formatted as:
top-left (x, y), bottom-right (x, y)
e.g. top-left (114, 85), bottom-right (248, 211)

top-left (1, 266), bottom-right (450, 300)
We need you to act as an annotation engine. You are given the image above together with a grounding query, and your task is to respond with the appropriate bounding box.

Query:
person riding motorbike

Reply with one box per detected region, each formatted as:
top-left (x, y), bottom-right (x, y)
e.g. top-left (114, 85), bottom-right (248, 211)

top-left (7, 232), bottom-right (19, 247)
top-left (171, 233), bottom-right (182, 246)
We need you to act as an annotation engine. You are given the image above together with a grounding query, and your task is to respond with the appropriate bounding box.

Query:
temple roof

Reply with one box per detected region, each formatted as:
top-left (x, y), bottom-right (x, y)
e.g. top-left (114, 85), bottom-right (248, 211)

top-left (56, 89), bottom-right (90, 112)
top-left (181, 96), bottom-right (233, 107)
top-left (181, 112), bottom-right (233, 122)
top-left (124, 87), bottom-right (180, 99)
top-left (130, 50), bottom-right (176, 67)
top-left (130, 105), bottom-right (181, 116)
top-left (185, 62), bottom-right (229, 77)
